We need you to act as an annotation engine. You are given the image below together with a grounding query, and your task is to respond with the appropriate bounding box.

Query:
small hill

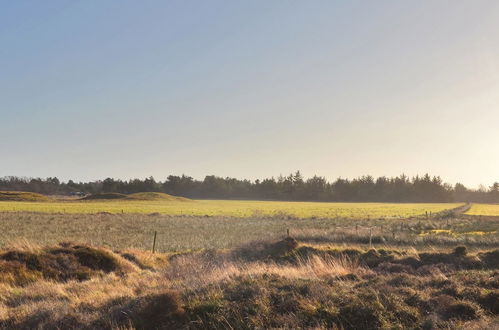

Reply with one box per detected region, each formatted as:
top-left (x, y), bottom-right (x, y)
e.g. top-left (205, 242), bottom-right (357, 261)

top-left (81, 193), bottom-right (128, 200)
top-left (0, 191), bottom-right (51, 202)
top-left (0, 242), bottom-right (134, 286)
top-left (127, 192), bottom-right (191, 202)
top-left (81, 192), bottom-right (191, 202)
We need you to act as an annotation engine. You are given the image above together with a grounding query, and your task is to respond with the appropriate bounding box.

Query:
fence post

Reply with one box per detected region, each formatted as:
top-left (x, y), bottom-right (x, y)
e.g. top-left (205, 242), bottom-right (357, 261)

top-left (152, 231), bottom-right (157, 254)
top-left (287, 228), bottom-right (290, 238)
top-left (369, 227), bottom-right (373, 248)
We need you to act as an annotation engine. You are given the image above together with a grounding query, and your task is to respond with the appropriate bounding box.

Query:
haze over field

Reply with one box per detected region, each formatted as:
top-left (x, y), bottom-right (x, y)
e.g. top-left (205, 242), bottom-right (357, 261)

top-left (1, 1), bottom-right (499, 187)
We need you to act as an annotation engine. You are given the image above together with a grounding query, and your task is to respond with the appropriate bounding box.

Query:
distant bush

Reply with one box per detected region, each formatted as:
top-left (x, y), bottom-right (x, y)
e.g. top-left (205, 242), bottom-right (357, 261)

top-left (453, 245), bottom-right (467, 256)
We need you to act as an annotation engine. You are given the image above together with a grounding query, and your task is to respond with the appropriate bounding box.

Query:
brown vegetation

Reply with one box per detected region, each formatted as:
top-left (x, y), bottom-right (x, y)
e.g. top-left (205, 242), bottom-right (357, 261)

top-left (1, 211), bottom-right (497, 252)
top-left (81, 193), bottom-right (129, 200)
top-left (0, 191), bottom-right (51, 202)
top-left (81, 192), bottom-right (191, 202)
top-left (0, 238), bottom-right (496, 329)
top-left (0, 209), bottom-right (496, 328)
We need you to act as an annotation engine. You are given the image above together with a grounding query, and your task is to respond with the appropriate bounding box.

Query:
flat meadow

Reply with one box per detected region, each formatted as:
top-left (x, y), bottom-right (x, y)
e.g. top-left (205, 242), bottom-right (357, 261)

top-left (466, 203), bottom-right (499, 216)
top-left (0, 199), bottom-right (463, 218)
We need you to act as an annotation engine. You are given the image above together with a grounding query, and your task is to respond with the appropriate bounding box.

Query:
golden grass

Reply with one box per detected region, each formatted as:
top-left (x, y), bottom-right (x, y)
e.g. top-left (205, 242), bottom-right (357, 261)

top-left (0, 199), bottom-right (462, 218)
top-left (0, 211), bottom-right (497, 252)
top-left (0, 244), bottom-right (364, 307)
top-left (165, 253), bottom-right (368, 290)
top-left (0, 242), bottom-right (368, 327)
top-left (127, 192), bottom-right (191, 202)
top-left (419, 229), bottom-right (498, 237)
top-left (466, 203), bottom-right (499, 216)
top-left (0, 240), bottom-right (497, 329)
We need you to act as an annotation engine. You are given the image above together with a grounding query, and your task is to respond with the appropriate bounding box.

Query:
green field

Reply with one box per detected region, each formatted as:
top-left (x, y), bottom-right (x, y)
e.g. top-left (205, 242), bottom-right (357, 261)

top-left (466, 203), bottom-right (499, 216)
top-left (0, 200), bottom-right (463, 218)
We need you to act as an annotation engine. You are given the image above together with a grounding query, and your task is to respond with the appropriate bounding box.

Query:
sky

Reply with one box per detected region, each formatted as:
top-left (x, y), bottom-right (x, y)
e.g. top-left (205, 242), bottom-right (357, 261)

top-left (1, 1), bottom-right (498, 188)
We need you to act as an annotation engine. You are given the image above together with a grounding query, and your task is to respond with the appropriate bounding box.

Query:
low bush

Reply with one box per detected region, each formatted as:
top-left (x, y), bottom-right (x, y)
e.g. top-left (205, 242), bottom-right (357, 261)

top-left (130, 291), bottom-right (185, 329)
top-left (441, 300), bottom-right (482, 320)
top-left (453, 245), bottom-right (468, 256)
top-left (478, 291), bottom-right (499, 314)
top-left (478, 249), bottom-right (499, 268)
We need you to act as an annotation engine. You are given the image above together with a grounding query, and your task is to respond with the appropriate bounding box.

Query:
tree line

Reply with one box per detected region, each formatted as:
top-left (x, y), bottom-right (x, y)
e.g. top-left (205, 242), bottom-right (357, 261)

top-left (1, 172), bottom-right (498, 203)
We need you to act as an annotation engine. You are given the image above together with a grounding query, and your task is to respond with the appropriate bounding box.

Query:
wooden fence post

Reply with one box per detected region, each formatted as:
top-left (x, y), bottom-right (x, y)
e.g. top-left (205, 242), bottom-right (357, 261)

top-left (369, 227), bottom-right (373, 248)
top-left (152, 231), bottom-right (157, 254)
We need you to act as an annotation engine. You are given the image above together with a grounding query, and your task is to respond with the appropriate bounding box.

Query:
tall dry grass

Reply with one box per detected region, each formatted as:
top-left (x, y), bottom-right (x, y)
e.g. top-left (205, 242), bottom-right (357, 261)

top-left (0, 239), bottom-right (496, 329)
top-left (165, 252), bottom-right (368, 290)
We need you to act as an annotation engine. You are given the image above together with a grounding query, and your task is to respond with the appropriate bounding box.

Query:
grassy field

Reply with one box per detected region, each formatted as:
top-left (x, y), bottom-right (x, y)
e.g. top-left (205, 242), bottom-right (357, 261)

top-left (0, 199), bottom-right (463, 218)
top-left (1, 211), bottom-right (497, 252)
top-left (466, 203), bottom-right (499, 216)
top-left (0, 202), bottom-right (497, 328)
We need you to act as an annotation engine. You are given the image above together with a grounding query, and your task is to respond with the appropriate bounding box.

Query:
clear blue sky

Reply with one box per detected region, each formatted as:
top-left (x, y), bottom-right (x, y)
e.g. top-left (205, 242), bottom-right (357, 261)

top-left (1, 1), bottom-right (498, 187)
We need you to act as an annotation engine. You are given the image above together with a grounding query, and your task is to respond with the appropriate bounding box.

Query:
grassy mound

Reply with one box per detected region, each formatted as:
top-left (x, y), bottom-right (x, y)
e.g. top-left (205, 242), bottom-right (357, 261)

top-left (0, 243), bottom-right (128, 285)
top-left (234, 238), bottom-right (499, 272)
top-left (81, 193), bottom-right (128, 200)
top-left (81, 192), bottom-right (191, 201)
top-left (0, 191), bottom-right (51, 202)
top-left (128, 192), bottom-right (191, 201)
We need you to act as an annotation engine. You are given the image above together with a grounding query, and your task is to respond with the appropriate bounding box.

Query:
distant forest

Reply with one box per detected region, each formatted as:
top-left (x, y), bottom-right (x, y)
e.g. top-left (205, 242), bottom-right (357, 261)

top-left (1, 173), bottom-right (498, 203)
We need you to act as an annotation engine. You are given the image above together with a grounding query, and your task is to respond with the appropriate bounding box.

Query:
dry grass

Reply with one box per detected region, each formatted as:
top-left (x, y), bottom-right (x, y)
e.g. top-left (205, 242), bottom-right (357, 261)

top-left (0, 212), bottom-right (496, 252)
top-left (0, 206), bottom-right (496, 328)
top-left (0, 239), bottom-right (496, 329)
top-left (165, 252), bottom-right (367, 290)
